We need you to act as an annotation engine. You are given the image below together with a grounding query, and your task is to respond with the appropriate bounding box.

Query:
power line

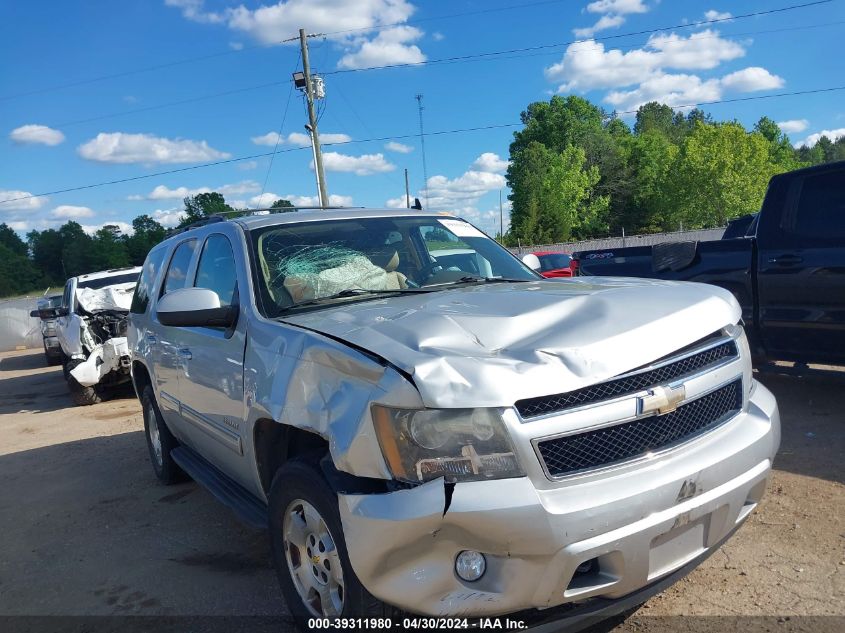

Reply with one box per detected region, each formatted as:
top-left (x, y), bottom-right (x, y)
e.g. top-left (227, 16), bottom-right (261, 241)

top-left (3, 83), bottom-right (843, 207)
top-left (325, 0), bottom-right (836, 77)
top-left (2, 0), bottom-right (832, 102)
top-left (43, 16), bottom-right (845, 131)
top-left (257, 52), bottom-right (300, 209)
top-left (0, 0), bottom-right (572, 102)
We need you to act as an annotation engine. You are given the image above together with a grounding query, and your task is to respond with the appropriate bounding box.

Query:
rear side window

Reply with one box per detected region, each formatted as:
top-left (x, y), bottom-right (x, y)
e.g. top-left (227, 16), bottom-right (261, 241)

top-left (786, 170), bottom-right (845, 239)
top-left (130, 248), bottom-right (168, 314)
top-left (194, 234), bottom-right (238, 306)
top-left (161, 239), bottom-right (197, 296)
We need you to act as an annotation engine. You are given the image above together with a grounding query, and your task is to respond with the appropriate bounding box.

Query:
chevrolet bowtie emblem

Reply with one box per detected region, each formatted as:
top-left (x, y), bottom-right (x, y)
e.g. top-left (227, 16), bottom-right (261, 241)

top-left (639, 384), bottom-right (686, 416)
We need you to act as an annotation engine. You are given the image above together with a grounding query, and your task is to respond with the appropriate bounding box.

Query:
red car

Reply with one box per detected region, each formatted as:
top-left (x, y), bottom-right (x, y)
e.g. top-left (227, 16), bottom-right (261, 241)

top-left (532, 251), bottom-right (577, 277)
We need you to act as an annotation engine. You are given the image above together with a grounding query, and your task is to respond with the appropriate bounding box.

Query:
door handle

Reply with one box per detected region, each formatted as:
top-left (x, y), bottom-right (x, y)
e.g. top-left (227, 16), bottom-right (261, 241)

top-left (178, 348), bottom-right (192, 361)
top-left (145, 334), bottom-right (157, 345)
top-left (767, 254), bottom-right (803, 266)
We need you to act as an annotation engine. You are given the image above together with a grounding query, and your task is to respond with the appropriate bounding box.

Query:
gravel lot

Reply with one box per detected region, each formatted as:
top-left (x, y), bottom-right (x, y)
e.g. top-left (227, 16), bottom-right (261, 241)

top-left (0, 348), bottom-right (842, 631)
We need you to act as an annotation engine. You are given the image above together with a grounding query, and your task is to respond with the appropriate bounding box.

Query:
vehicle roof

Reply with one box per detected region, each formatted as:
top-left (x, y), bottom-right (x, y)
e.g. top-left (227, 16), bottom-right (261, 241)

top-left (232, 207), bottom-right (457, 230)
top-left (771, 159), bottom-right (845, 179)
top-left (73, 266), bottom-right (142, 282)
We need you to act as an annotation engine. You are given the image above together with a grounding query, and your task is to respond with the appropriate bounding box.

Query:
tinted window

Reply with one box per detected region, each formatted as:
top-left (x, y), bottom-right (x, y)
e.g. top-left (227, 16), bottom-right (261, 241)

top-left (789, 170), bottom-right (845, 239)
top-left (537, 253), bottom-right (571, 271)
top-left (78, 272), bottom-right (140, 289)
top-left (161, 240), bottom-right (197, 296)
top-left (194, 234), bottom-right (238, 306)
top-left (62, 281), bottom-right (73, 310)
top-left (130, 248), bottom-right (168, 314)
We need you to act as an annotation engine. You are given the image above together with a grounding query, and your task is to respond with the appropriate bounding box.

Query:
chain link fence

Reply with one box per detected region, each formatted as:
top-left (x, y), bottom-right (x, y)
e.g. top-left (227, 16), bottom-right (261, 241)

top-left (509, 227), bottom-right (726, 256)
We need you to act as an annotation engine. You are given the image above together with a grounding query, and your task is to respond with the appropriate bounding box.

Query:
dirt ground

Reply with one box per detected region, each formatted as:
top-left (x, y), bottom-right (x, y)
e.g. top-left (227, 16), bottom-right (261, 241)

top-left (0, 348), bottom-right (842, 631)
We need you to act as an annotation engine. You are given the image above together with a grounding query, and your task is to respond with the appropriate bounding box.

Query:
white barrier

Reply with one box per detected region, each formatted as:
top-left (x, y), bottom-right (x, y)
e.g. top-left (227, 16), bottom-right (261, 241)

top-left (0, 296), bottom-right (47, 352)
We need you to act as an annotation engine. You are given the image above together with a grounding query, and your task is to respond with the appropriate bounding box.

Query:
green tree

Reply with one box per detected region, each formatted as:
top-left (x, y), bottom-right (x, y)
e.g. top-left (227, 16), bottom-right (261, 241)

top-left (510, 95), bottom-right (606, 157)
top-left (0, 223), bottom-right (29, 257)
top-left (28, 228), bottom-right (66, 283)
top-left (270, 199), bottom-right (295, 211)
top-left (508, 142), bottom-right (607, 244)
top-left (625, 131), bottom-right (680, 233)
top-left (179, 192), bottom-right (233, 227)
top-left (672, 122), bottom-right (782, 228)
top-left (92, 225), bottom-right (130, 269)
top-left (126, 215), bottom-right (166, 265)
top-left (60, 222), bottom-right (99, 278)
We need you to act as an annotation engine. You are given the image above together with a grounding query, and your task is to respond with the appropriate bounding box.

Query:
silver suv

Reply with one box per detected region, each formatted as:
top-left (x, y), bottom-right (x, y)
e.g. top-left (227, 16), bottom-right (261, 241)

top-left (129, 209), bottom-right (779, 629)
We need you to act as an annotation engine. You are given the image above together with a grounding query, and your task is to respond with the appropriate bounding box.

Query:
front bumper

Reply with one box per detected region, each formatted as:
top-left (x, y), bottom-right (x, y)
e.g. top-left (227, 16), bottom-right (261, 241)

top-left (338, 381), bottom-right (779, 618)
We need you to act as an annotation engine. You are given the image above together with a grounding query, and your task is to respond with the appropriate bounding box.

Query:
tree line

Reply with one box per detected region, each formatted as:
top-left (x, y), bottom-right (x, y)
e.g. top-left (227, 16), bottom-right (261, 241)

top-left (0, 194), bottom-right (293, 298)
top-left (505, 96), bottom-right (844, 245)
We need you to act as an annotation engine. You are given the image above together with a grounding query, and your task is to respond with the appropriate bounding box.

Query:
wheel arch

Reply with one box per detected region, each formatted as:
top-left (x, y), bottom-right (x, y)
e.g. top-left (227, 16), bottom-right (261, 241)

top-left (254, 420), bottom-right (329, 496)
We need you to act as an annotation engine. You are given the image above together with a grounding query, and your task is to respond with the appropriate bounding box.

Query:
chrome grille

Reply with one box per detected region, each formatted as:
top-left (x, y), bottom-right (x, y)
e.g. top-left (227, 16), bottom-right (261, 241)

top-left (536, 379), bottom-right (742, 478)
top-left (515, 340), bottom-right (737, 419)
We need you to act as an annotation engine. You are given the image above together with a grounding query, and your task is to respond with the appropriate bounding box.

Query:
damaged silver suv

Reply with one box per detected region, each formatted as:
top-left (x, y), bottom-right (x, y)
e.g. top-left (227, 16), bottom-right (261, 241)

top-left (129, 209), bottom-right (780, 628)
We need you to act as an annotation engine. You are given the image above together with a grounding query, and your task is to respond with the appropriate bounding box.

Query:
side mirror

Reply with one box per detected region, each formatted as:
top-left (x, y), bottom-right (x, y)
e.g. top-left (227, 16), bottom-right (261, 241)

top-left (522, 254), bottom-right (541, 271)
top-left (56, 307), bottom-right (69, 317)
top-left (157, 287), bottom-right (238, 328)
top-left (31, 308), bottom-right (59, 319)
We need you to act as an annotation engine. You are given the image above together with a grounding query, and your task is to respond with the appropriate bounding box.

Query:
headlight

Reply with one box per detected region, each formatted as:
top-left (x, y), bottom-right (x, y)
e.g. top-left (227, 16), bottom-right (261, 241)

top-left (371, 405), bottom-right (524, 483)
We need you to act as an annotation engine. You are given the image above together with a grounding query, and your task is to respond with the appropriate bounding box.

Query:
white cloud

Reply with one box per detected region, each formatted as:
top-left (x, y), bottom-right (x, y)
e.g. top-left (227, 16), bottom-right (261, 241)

top-left (137, 180), bottom-right (261, 200)
top-left (795, 128), bottom-right (845, 148)
top-left (546, 30), bottom-right (745, 93)
top-left (252, 131), bottom-right (351, 147)
top-left (318, 152), bottom-right (395, 175)
top-left (166, 1), bottom-right (427, 73)
top-left (586, 0), bottom-right (648, 14)
top-left (152, 207), bottom-right (184, 228)
top-left (704, 10), bottom-right (732, 21)
top-left (238, 160), bottom-right (259, 170)
top-left (229, 41), bottom-right (244, 50)
top-left (164, 0), bottom-right (223, 24)
top-left (605, 72), bottom-right (723, 112)
top-left (471, 152), bottom-right (509, 174)
top-left (286, 131), bottom-right (351, 147)
top-left (81, 222), bottom-right (134, 236)
top-left (778, 119), bottom-right (809, 134)
top-left (338, 26), bottom-right (425, 70)
top-left (248, 192), bottom-right (353, 208)
top-left (251, 131), bottom-right (283, 146)
top-left (432, 32), bottom-right (445, 41)
top-left (51, 205), bottom-right (95, 219)
top-left (0, 189), bottom-right (48, 211)
top-left (720, 67), bottom-right (784, 92)
top-left (10, 124), bottom-right (66, 146)
top-left (78, 132), bottom-right (229, 164)
top-left (385, 141), bottom-right (413, 153)
top-left (574, 14), bottom-right (625, 38)
top-left (425, 170), bottom-right (506, 210)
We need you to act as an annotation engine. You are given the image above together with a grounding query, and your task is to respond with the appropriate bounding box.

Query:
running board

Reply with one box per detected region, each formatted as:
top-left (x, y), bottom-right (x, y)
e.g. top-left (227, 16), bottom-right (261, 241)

top-left (171, 446), bottom-right (268, 530)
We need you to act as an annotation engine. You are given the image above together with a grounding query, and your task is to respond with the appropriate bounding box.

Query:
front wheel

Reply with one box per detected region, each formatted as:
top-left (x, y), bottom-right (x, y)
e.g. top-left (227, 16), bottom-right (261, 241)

top-left (269, 459), bottom-right (394, 626)
top-left (65, 358), bottom-right (103, 406)
top-left (142, 386), bottom-right (185, 484)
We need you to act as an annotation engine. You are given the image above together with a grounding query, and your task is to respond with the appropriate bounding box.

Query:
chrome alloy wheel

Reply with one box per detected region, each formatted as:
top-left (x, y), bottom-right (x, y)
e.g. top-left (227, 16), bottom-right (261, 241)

top-left (283, 498), bottom-right (345, 616)
top-left (146, 402), bottom-right (163, 466)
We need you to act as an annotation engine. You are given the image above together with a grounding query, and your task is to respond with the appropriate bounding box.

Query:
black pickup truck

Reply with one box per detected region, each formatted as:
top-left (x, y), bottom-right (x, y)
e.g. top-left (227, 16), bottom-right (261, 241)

top-left (574, 161), bottom-right (845, 365)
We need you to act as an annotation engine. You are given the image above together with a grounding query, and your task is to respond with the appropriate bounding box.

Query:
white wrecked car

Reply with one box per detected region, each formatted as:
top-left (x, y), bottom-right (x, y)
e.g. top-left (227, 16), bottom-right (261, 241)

top-left (56, 267), bottom-right (141, 405)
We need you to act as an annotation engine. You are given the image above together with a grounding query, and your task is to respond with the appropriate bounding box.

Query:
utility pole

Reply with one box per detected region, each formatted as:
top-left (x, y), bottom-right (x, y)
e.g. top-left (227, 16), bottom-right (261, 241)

top-left (404, 168), bottom-right (411, 209)
top-left (415, 94), bottom-right (430, 209)
top-left (299, 28), bottom-right (328, 207)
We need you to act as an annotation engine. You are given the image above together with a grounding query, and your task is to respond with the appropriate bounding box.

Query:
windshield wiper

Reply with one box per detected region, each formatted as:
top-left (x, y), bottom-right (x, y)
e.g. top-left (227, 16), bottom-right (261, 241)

top-left (283, 287), bottom-right (432, 311)
top-left (427, 275), bottom-right (533, 287)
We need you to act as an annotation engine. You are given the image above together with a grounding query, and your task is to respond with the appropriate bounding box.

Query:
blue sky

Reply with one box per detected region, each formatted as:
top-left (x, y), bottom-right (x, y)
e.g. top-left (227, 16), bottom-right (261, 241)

top-left (1, 0), bottom-right (843, 237)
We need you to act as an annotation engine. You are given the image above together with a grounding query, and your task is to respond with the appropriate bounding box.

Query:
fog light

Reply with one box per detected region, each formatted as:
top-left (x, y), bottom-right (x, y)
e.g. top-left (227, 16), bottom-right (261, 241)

top-left (455, 550), bottom-right (486, 582)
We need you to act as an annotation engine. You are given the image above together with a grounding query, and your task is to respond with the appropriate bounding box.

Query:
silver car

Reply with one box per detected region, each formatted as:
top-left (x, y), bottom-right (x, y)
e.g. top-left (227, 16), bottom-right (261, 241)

top-left (129, 209), bottom-right (779, 629)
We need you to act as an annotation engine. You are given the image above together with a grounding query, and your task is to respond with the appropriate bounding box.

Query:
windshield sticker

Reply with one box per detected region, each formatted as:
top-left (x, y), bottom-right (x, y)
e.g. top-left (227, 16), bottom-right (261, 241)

top-left (438, 219), bottom-right (485, 238)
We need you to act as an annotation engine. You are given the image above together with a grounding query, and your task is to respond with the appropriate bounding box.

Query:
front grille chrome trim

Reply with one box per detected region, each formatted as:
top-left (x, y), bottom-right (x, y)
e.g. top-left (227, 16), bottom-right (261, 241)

top-left (516, 334), bottom-right (738, 422)
top-left (531, 377), bottom-right (743, 481)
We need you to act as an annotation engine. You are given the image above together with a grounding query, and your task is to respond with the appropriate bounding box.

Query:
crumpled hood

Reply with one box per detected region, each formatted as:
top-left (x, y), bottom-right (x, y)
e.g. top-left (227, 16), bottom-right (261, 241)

top-left (77, 282), bottom-right (136, 313)
top-left (282, 278), bottom-right (740, 408)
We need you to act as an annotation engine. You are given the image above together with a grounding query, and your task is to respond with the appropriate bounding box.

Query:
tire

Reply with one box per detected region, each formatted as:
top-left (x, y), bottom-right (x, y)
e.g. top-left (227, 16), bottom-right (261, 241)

top-left (65, 358), bottom-right (104, 406)
top-left (142, 386), bottom-right (185, 485)
top-left (269, 459), bottom-right (396, 627)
